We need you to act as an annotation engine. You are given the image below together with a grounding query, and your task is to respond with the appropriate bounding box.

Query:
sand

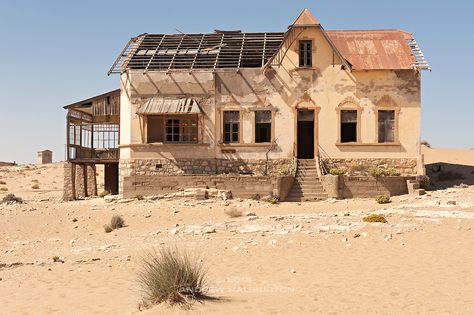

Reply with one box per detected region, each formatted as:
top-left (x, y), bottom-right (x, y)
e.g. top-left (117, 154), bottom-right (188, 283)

top-left (1, 148), bottom-right (474, 314)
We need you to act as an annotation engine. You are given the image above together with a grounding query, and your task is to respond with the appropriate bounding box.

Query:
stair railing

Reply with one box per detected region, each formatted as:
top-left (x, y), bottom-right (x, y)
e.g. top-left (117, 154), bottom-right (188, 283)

top-left (317, 145), bottom-right (333, 175)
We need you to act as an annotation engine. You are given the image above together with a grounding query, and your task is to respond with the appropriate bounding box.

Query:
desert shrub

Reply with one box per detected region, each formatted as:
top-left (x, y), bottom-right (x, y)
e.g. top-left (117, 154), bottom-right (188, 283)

top-left (224, 208), bottom-right (242, 218)
top-left (0, 180), bottom-right (6, 185)
top-left (52, 256), bottom-right (61, 263)
top-left (110, 215), bottom-right (125, 229)
top-left (387, 168), bottom-right (401, 176)
top-left (0, 187), bottom-right (7, 192)
top-left (349, 164), bottom-right (366, 172)
top-left (1, 194), bottom-right (23, 204)
top-left (251, 194), bottom-right (261, 200)
top-left (138, 247), bottom-right (207, 307)
top-left (363, 214), bottom-right (388, 223)
top-left (329, 168), bottom-right (346, 175)
top-left (416, 175), bottom-right (431, 189)
top-left (268, 196), bottom-right (279, 205)
top-left (368, 166), bottom-right (387, 177)
top-left (103, 224), bottom-right (113, 233)
top-left (136, 194), bottom-right (144, 201)
top-left (31, 183), bottom-right (39, 189)
top-left (436, 171), bottom-right (465, 181)
top-left (375, 195), bottom-right (391, 204)
top-left (98, 190), bottom-right (110, 198)
top-left (420, 140), bottom-right (431, 148)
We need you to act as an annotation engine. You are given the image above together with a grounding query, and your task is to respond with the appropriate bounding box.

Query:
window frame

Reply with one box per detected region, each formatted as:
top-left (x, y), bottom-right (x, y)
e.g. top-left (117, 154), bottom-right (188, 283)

top-left (254, 110), bottom-right (274, 144)
top-left (145, 114), bottom-right (199, 144)
top-left (222, 110), bottom-right (242, 144)
top-left (299, 40), bottom-right (313, 68)
top-left (336, 103), bottom-right (362, 145)
top-left (375, 108), bottom-right (400, 144)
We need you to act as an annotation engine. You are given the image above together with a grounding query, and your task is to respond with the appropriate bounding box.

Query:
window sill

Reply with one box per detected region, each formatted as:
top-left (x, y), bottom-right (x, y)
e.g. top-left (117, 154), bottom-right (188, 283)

top-left (336, 142), bottom-right (401, 147)
top-left (120, 143), bottom-right (210, 148)
top-left (294, 67), bottom-right (316, 71)
top-left (218, 143), bottom-right (274, 148)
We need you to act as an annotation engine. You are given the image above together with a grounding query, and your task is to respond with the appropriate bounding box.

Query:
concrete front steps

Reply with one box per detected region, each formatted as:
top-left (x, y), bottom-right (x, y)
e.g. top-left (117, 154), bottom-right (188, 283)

top-left (286, 159), bottom-right (328, 202)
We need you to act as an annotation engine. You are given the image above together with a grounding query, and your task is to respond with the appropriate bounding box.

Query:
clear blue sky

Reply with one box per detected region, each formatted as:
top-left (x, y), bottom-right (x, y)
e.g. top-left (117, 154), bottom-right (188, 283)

top-left (0, 0), bottom-right (473, 163)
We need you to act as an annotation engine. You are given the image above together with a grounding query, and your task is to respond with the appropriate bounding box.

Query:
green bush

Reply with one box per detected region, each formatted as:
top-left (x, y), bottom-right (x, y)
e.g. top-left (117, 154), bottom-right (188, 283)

top-left (363, 214), bottom-right (388, 223)
top-left (368, 167), bottom-right (387, 177)
top-left (329, 168), bottom-right (346, 175)
top-left (387, 168), bottom-right (401, 176)
top-left (268, 196), bottom-right (279, 204)
top-left (375, 195), bottom-right (391, 204)
top-left (138, 247), bottom-right (208, 307)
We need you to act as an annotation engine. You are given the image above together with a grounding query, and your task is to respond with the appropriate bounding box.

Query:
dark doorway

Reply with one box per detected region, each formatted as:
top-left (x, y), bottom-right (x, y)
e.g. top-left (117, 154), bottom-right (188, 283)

top-left (297, 110), bottom-right (315, 159)
top-left (104, 163), bottom-right (119, 195)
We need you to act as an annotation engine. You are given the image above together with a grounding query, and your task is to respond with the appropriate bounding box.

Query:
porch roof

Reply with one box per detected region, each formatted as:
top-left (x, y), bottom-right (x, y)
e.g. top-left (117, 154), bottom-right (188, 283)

top-left (137, 97), bottom-right (202, 115)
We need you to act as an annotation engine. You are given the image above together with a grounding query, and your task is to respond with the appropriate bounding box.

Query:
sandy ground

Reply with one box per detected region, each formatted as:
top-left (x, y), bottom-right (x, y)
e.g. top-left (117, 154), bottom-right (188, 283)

top-left (1, 149), bottom-right (474, 314)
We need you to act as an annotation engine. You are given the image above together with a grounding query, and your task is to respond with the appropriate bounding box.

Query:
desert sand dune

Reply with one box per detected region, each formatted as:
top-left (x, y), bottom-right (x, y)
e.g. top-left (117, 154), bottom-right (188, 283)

top-left (0, 148), bottom-right (474, 314)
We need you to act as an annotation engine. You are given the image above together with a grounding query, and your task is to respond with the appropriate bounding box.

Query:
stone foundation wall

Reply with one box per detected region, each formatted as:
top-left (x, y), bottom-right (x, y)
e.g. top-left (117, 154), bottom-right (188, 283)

top-left (119, 158), bottom-right (294, 194)
top-left (123, 174), bottom-right (294, 199)
top-left (341, 176), bottom-right (410, 198)
top-left (322, 158), bottom-right (418, 176)
top-left (63, 162), bottom-right (98, 201)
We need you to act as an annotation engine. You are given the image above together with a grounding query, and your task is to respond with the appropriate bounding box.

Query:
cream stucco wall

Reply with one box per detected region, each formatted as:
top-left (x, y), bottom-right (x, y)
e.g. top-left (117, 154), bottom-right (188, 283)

top-left (119, 26), bottom-right (422, 175)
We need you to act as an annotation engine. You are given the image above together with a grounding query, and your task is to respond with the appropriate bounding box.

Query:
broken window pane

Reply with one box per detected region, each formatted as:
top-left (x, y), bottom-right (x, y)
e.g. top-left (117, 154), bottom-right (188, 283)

top-left (223, 111), bottom-right (240, 143)
top-left (378, 110), bottom-right (395, 143)
top-left (255, 110), bottom-right (272, 143)
top-left (341, 110), bottom-right (357, 143)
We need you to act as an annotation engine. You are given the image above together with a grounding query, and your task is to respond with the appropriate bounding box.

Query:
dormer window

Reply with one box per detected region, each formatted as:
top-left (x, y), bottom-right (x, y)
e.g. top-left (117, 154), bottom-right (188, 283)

top-left (299, 40), bottom-right (312, 67)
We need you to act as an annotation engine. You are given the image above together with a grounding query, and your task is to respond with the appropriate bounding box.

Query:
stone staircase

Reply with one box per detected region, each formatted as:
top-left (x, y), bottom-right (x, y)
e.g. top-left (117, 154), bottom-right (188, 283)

top-left (286, 159), bottom-right (328, 202)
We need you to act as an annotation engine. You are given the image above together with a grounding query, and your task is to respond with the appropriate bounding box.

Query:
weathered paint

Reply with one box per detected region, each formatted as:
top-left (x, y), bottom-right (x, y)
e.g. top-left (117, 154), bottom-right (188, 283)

top-left (118, 20), bottom-right (423, 193)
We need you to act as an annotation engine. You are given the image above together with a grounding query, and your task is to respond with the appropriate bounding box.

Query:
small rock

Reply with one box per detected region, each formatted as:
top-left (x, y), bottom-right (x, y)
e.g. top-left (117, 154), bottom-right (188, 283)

top-left (395, 229), bottom-right (403, 235)
top-left (384, 234), bottom-right (393, 241)
top-left (342, 237), bottom-right (348, 242)
top-left (447, 200), bottom-right (457, 206)
top-left (202, 227), bottom-right (216, 234)
top-left (245, 212), bottom-right (257, 217)
top-left (353, 233), bottom-right (361, 238)
top-left (290, 269), bottom-right (296, 274)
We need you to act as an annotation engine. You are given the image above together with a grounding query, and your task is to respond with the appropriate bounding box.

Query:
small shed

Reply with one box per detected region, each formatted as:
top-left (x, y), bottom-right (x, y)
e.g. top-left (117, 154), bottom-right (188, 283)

top-left (37, 150), bottom-right (53, 164)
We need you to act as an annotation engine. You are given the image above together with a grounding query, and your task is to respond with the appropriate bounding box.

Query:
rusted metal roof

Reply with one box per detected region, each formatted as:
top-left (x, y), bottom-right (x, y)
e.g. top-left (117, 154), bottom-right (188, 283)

top-left (137, 97), bottom-right (202, 115)
top-left (326, 30), bottom-right (422, 70)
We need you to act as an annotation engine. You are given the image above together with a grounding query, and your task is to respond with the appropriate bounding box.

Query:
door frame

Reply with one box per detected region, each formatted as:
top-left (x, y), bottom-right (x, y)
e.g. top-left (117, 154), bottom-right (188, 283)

top-left (294, 106), bottom-right (320, 159)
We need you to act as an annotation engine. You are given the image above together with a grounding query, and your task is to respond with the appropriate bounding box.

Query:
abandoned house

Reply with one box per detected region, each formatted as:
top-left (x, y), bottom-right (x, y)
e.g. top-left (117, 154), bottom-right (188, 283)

top-left (63, 8), bottom-right (431, 201)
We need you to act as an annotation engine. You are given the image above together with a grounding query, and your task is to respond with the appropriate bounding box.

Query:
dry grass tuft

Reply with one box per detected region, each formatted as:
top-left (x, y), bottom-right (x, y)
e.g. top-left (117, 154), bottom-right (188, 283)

top-left (329, 168), bottom-right (346, 175)
top-left (110, 215), bottom-right (125, 230)
top-left (98, 190), bottom-right (110, 198)
top-left (0, 187), bottom-right (8, 192)
top-left (363, 214), bottom-right (388, 223)
top-left (0, 180), bottom-right (6, 185)
top-left (138, 247), bottom-right (208, 308)
top-left (1, 194), bottom-right (23, 204)
top-left (375, 195), bottom-right (391, 204)
top-left (224, 208), bottom-right (243, 218)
